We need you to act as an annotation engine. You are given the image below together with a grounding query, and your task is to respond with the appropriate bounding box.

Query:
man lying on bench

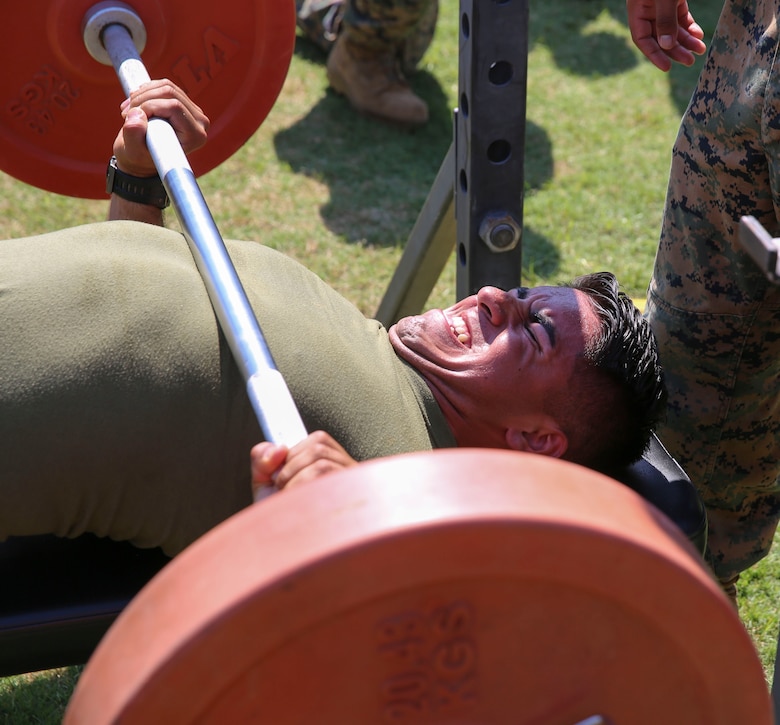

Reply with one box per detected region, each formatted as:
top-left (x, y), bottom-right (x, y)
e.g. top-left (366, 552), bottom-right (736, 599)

top-left (0, 80), bottom-right (672, 560)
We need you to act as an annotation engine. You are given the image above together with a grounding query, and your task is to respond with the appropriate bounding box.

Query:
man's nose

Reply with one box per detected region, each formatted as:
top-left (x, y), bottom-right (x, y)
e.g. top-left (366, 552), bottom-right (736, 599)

top-left (476, 286), bottom-right (509, 325)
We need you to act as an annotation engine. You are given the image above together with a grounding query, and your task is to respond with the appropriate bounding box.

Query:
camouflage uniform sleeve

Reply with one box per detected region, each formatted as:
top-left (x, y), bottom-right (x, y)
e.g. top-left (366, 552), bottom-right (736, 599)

top-left (646, 0), bottom-right (780, 589)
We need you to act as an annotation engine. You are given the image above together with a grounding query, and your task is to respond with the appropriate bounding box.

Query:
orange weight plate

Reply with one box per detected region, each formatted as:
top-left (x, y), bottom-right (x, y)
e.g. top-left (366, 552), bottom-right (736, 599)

top-left (65, 450), bottom-right (772, 724)
top-left (1, 0), bottom-right (294, 198)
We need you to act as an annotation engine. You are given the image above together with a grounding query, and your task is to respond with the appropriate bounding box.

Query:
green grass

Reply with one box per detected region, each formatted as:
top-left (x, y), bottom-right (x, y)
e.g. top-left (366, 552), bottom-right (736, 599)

top-left (0, 668), bottom-right (82, 725)
top-left (3, 0), bottom-right (778, 720)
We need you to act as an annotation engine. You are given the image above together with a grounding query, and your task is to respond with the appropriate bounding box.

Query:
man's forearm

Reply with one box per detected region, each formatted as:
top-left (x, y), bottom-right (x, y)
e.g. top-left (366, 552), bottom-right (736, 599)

top-left (108, 195), bottom-right (165, 225)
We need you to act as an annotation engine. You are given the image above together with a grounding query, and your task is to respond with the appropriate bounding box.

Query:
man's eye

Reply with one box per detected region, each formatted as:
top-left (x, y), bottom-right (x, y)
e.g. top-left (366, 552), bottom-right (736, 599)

top-left (529, 310), bottom-right (555, 348)
top-left (526, 318), bottom-right (541, 350)
top-left (528, 312), bottom-right (549, 351)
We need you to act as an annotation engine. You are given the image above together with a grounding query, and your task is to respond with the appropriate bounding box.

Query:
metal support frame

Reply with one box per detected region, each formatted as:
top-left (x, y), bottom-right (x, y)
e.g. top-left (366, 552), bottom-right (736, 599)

top-left (455, 0), bottom-right (528, 299)
top-left (376, 0), bottom-right (529, 325)
top-left (739, 215), bottom-right (780, 283)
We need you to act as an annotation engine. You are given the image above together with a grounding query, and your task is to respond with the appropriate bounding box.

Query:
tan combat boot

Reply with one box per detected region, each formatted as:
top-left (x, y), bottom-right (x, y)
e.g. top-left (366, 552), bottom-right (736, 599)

top-left (326, 34), bottom-right (429, 127)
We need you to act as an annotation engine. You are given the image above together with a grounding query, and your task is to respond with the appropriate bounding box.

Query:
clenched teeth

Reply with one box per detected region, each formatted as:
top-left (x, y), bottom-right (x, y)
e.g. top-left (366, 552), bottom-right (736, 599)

top-left (451, 315), bottom-right (470, 344)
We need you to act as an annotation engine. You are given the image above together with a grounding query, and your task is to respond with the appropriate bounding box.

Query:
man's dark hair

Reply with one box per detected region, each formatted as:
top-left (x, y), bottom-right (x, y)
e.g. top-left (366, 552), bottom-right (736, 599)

top-left (549, 272), bottom-right (667, 473)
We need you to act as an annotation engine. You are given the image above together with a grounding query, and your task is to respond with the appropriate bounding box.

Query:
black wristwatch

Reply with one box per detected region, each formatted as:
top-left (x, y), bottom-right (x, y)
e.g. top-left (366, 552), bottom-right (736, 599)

top-left (106, 156), bottom-right (170, 209)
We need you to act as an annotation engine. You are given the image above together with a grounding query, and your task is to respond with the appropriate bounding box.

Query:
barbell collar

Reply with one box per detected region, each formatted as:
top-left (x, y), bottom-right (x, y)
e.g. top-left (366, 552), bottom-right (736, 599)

top-left (82, 1), bottom-right (147, 66)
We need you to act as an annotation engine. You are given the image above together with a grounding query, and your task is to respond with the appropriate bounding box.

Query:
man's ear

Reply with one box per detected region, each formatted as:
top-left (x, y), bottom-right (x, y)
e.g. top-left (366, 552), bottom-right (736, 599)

top-left (505, 425), bottom-right (568, 459)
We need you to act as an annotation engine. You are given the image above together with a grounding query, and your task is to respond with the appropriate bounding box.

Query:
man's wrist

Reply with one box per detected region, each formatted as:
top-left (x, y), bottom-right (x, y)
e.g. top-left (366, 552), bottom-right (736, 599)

top-left (106, 156), bottom-right (170, 209)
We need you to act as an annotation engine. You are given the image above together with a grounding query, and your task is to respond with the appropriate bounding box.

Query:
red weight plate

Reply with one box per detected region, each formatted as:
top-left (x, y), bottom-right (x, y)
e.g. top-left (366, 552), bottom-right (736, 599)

top-left (65, 450), bottom-right (772, 724)
top-left (1, 0), bottom-right (294, 198)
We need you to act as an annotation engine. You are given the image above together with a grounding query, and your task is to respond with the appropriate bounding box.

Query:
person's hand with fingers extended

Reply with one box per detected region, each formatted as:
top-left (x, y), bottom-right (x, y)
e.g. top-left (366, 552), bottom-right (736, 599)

top-left (112, 78), bottom-right (210, 177)
top-left (626, 0), bottom-right (706, 71)
top-left (250, 430), bottom-right (358, 500)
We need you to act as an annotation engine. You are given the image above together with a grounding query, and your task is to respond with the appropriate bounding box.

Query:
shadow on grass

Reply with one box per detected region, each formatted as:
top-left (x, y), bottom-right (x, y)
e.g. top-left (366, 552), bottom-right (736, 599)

top-left (274, 40), bottom-right (453, 249)
top-left (521, 119), bottom-right (559, 279)
top-left (529, 0), bottom-right (639, 78)
top-left (530, 0), bottom-right (725, 114)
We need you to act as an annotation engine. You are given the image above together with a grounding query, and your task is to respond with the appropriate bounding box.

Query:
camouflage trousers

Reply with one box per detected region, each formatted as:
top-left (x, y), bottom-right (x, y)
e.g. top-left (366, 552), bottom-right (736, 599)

top-left (645, 0), bottom-right (780, 589)
top-left (297, 0), bottom-right (438, 74)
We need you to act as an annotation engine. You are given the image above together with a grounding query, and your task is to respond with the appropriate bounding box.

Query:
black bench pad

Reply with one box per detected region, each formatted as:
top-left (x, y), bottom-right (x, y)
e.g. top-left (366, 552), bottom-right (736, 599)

top-left (0, 534), bottom-right (169, 676)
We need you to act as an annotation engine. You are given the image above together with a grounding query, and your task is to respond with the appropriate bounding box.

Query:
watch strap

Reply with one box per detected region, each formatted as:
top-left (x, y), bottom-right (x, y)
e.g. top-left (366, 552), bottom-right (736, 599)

top-left (106, 156), bottom-right (170, 209)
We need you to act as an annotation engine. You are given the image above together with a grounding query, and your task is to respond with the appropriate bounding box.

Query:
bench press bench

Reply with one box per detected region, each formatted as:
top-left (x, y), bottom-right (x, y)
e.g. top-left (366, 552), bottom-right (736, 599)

top-left (0, 433), bottom-right (706, 678)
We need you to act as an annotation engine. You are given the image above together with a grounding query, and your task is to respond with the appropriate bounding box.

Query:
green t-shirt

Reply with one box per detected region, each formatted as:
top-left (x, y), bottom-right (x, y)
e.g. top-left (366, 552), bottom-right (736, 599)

top-left (0, 222), bottom-right (454, 554)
